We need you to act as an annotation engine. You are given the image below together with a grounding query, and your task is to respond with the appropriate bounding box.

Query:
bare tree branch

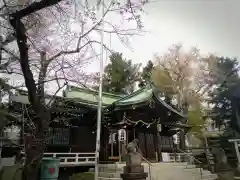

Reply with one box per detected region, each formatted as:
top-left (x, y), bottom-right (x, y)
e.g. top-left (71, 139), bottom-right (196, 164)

top-left (11, 0), bottom-right (63, 19)
top-left (48, 40), bottom-right (112, 61)
top-left (47, 82), bottom-right (66, 107)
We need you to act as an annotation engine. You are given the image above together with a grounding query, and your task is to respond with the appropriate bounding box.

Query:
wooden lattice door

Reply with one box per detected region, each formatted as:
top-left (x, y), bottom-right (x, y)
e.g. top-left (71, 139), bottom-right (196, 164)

top-left (158, 135), bottom-right (175, 152)
top-left (145, 133), bottom-right (156, 160)
top-left (138, 132), bottom-right (147, 158)
top-left (138, 132), bottom-right (157, 160)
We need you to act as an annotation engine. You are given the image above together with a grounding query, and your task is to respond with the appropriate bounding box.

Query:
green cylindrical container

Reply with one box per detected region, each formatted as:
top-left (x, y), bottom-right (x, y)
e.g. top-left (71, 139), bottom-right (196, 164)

top-left (40, 158), bottom-right (60, 180)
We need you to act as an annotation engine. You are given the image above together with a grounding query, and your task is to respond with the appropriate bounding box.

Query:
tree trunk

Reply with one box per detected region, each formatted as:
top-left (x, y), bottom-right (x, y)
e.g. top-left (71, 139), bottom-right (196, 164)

top-left (23, 134), bottom-right (43, 180)
top-left (22, 109), bottom-right (50, 180)
top-left (8, 1), bottom-right (62, 179)
top-left (9, 17), bottom-right (46, 180)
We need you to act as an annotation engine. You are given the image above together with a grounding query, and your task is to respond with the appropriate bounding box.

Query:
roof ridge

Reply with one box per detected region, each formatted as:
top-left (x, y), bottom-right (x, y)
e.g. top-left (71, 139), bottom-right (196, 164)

top-left (112, 86), bottom-right (152, 105)
top-left (67, 85), bottom-right (123, 98)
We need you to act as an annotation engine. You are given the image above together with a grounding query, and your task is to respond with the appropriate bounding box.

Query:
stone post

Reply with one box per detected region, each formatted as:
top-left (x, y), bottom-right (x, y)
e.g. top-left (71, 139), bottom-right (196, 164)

top-left (233, 140), bottom-right (240, 180)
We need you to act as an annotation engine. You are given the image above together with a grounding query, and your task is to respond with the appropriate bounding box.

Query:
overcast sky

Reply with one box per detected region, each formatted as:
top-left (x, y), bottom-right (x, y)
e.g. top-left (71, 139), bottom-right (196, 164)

top-left (3, 0), bottom-right (240, 94)
top-left (86, 0), bottom-right (240, 72)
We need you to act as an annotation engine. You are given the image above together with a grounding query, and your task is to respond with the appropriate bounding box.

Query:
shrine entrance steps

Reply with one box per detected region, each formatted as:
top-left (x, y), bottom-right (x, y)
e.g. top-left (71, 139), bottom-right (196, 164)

top-left (94, 162), bottom-right (217, 180)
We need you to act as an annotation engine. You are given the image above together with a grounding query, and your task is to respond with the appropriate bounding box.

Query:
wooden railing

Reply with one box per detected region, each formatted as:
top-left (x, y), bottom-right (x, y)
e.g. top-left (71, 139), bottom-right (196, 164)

top-left (44, 152), bottom-right (95, 167)
top-left (140, 154), bottom-right (152, 180)
top-left (168, 153), bottom-right (187, 162)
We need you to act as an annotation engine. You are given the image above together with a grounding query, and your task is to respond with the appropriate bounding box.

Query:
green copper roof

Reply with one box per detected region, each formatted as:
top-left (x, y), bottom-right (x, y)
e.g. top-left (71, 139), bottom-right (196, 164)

top-left (113, 86), bottom-right (184, 118)
top-left (64, 85), bottom-right (122, 106)
top-left (10, 85), bottom-right (184, 118)
top-left (116, 88), bottom-right (153, 105)
top-left (64, 86), bottom-right (153, 107)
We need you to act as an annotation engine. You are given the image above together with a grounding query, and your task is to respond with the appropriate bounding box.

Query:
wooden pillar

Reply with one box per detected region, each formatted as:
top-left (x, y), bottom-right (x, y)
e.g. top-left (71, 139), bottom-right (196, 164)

top-left (118, 140), bottom-right (121, 162)
top-left (133, 127), bottom-right (136, 139)
top-left (154, 132), bottom-right (158, 162)
top-left (144, 132), bottom-right (148, 159)
top-left (172, 136), bottom-right (178, 162)
top-left (104, 127), bottom-right (109, 161)
top-left (100, 126), bottom-right (106, 162)
top-left (156, 134), bottom-right (162, 162)
top-left (154, 133), bottom-right (159, 162)
top-left (110, 129), bottom-right (114, 157)
top-left (179, 129), bottom-right (186, 150)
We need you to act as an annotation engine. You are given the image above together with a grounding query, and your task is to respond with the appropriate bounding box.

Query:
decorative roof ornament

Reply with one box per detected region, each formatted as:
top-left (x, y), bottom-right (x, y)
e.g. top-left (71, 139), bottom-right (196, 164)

top-left (67, 85), bottom-right (71, 92)
top-left (149, 98), bottom-right (155, 108)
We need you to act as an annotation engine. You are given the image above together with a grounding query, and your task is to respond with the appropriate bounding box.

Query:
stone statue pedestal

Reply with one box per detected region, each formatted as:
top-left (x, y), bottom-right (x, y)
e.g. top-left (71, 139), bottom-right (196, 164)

top-left (234, 165), bottom-right (240, 180)
top-left (121, 165), bottom-right (148, 180)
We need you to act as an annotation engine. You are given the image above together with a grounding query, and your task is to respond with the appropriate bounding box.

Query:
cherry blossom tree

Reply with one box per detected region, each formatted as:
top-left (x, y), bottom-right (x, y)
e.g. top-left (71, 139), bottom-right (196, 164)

top-left (0, 0), bottom-right (149, 179)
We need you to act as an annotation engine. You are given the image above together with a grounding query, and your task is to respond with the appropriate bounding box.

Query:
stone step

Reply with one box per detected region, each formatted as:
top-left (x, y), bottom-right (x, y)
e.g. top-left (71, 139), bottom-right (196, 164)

top-left (202, 174), bottom-right (217, 179)
top-left (102, 172), bottom-right (216, 180)
top-left (203, 178), bottom-right (217, 180)
top-left (183, 168), bottom-right (204, 172)
top-left (99, 164), bottom-right (119, 169)
top-left (184, 169), bottom-right (216, 178)
top-left (201, 171), bottom-right (215, 176)
top-left (99, 168), bottom-right (121, 173)
top-left (184, 171), bottom-right (217, 180)
top-left (95, 163), bottom-right (217, 180)
top-left (159, 162), bottom-right (188, 166)
top-left (184, 165), bottom-right (197, 169)
top-left (98, 177), bottom-right (121, 180)
top-left (99, 172), bottom-right (121, 178)
top-left (150, 167), bottom-right (217, 180)
top-left (204, 177), bottom-right (217, 180)
top-left (185, 168), bottom-right (214, 174)
top-left (98, 164), bottom-right (123, 173)
top-left (191, 172), bottom-right (217, 177)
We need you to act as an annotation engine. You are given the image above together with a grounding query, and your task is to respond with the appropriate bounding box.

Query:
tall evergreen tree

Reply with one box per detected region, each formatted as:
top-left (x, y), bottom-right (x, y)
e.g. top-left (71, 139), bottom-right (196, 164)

top-left (99, 52), bottom-right (140, 94)
top-left (210, 57), bottom-right (240, 132)
top-left (207, 58), bottom-right (240, 166)
top-left (139, 60), bottom-right (154, 88)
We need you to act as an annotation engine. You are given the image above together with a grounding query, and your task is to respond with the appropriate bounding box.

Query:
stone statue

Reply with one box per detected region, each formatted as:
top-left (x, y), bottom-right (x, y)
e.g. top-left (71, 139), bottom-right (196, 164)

top-left (126, 139), bottom-right (139, 154)
top-left (121, 139), bottom-right (148, 180)
top-left (125, 139), bottom-right (142, 166)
